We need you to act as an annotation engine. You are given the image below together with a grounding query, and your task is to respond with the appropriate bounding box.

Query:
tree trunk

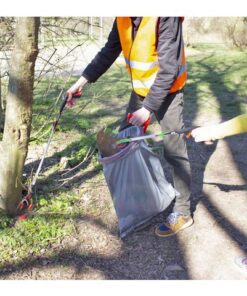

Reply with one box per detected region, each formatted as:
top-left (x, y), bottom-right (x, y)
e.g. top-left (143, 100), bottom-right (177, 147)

top-left (0, 17), bottom-right (40, 216)
top-left (0, 72), bottom-right (4, 132)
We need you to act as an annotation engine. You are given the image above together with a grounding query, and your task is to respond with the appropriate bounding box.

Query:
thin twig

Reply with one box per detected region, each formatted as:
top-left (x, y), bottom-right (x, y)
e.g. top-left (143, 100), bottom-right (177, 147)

top-left (75, 101), bottom-right (91, 116)
top-left (34, 48), bottom-right (57, 87)
top-left (30, 126), bottom-right (52, 143)
top-left (31, 74), bottom-right (73, 141)
top-left (61, 146), bottom-right (96, 177)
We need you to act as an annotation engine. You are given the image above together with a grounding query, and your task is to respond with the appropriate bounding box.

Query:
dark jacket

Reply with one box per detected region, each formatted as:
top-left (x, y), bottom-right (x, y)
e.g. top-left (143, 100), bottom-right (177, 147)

top-left (82, 17), bottom-right (185, 113)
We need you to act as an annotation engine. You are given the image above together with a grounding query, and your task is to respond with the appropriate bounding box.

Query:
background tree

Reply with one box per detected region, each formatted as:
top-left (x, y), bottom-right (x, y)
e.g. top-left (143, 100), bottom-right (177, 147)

top-left (0, 17), bottom-right (15, 134)
top-left (183, 17), bottom-right (247, 48)
top-left (0, 17), bottom-right (40, 216)
top-left (0, 74), bottom-right (3, 132)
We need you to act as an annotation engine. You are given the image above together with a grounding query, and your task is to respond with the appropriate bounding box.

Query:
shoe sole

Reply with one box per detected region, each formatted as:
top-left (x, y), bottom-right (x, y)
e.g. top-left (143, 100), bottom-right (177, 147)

top-left (155, 218), bottom-right (194, 238)
top-left (234, 257), bottom-right (247, 271)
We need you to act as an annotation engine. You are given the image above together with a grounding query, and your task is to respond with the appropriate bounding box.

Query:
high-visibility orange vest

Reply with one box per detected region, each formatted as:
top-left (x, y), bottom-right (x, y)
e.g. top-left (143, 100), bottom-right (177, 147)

top-left (116, 17), bottom-right (187, 97)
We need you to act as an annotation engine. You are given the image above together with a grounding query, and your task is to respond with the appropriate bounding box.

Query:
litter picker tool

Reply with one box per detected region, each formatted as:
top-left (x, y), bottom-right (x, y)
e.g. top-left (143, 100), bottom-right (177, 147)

top-left (17, 91), bottom-right (81, 219)
top-left (31, 92), bottom-right (81, 187)
top-left (116, 127), bottom-right (194, 146)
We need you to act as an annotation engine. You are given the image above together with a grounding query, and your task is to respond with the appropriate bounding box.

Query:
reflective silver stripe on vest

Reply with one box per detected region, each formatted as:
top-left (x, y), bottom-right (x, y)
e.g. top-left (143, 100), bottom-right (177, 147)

top-left (125, 57), bottom-right (159, 71)
top-left (132, 64), bottom-right (186, 90)
top-left (132, 73), bottom-right (157, 89)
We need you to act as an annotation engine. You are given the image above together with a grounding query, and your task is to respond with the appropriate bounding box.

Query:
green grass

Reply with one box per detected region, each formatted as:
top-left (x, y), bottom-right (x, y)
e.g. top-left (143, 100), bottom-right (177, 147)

top-left (0, 43), bottom-right (246, 268)
top-left (185, 44), bottom-right (247, 120)
top-left (0, 191), bottom-right (78, 266)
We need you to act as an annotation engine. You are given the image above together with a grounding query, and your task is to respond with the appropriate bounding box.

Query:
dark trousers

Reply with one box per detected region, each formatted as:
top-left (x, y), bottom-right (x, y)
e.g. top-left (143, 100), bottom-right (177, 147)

top-left (120, 90), bottom-right (191, 216)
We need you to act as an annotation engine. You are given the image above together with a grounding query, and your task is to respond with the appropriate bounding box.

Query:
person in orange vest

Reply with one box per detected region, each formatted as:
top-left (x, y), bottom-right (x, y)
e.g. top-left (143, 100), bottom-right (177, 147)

top-left (66, 17), bottom-right (193, 237)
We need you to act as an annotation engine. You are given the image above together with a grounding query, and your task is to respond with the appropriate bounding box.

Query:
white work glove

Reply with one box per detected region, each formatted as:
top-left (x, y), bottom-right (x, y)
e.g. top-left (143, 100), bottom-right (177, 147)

top-left (128, 107), bottom-right (151, 126)
top-left (191, 126), bottom-right (216, 144)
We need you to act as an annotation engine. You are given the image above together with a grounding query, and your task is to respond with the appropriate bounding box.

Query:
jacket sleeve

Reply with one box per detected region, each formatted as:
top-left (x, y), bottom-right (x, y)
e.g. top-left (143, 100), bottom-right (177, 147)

top-left (212, 114), bottom-right (247, 140)
top-left (82, 19), bottom-right (122, 82)
top-left (142, 17), bottom-right (184, 113)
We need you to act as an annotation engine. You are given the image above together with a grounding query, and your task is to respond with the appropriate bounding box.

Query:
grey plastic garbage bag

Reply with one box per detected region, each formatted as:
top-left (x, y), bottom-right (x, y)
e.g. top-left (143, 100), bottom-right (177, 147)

top-left (99, 126), bottom-right (176, 238)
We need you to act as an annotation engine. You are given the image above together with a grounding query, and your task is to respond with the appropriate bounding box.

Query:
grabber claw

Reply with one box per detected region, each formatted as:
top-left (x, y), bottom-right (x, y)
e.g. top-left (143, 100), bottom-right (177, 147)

top-left (17, 191), bottom-right (33, 220)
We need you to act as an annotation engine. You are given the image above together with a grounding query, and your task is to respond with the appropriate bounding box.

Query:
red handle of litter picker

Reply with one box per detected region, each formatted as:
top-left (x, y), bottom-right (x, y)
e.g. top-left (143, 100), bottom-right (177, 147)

top-left (61, 91), bottom-right (82, 112)
top-left (127, 113), bottom-right (151, 133)
top-left (71, 91), bottom-right (82, 99)
top-left (52, 91), bottom-right (82, 130)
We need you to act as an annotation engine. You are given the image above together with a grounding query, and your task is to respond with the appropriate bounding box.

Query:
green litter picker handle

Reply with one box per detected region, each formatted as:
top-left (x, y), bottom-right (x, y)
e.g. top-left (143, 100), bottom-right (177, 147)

top-left (116, 126), bottom-right (195, 145)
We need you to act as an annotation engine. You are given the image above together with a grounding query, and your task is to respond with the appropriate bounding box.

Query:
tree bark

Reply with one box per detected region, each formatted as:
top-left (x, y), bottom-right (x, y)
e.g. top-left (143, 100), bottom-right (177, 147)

top-left (0, 17), bottom-right (40, 216)
top-left (0, 72), bottom-right (4, 132)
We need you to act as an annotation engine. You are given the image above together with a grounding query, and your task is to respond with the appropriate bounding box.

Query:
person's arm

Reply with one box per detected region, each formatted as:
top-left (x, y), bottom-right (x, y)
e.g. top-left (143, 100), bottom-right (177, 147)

top-left (66, 19), bottom-right (122, 105)
top-left (142, 17), bottom-right (183, 113)
top-left (192, 114), bottom-right (247, 142)
top-left (82, 19), bottom-right (122, 82)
